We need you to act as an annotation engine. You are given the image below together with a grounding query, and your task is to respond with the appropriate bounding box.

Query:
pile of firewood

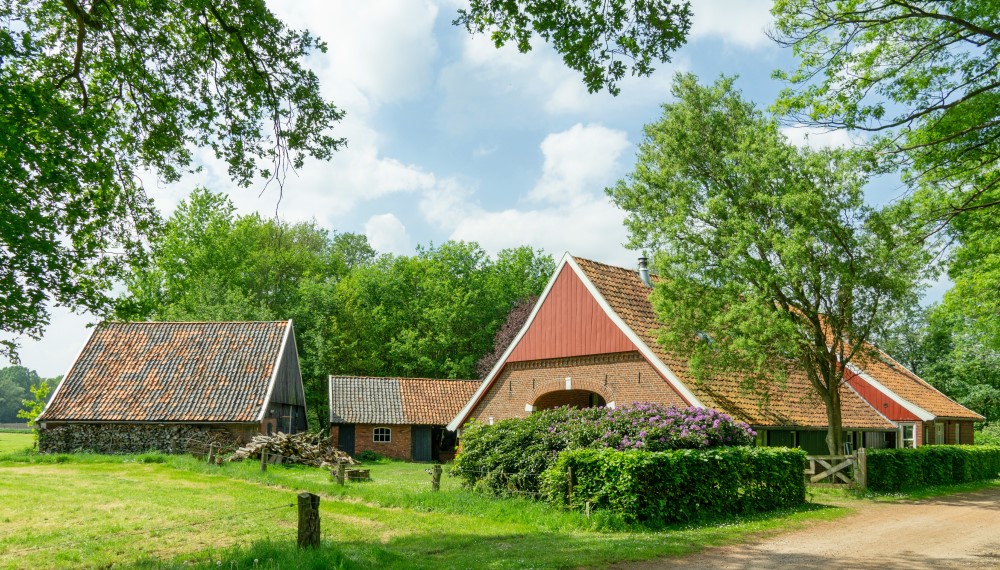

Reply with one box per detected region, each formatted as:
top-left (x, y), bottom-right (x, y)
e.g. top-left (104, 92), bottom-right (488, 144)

top-left (227, 431), bottom-right (355, 467)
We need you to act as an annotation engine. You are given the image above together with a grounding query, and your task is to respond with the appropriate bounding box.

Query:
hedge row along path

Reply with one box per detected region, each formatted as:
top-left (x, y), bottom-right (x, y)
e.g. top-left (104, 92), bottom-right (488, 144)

top-left (620, 486), bottom-right (1000, 569)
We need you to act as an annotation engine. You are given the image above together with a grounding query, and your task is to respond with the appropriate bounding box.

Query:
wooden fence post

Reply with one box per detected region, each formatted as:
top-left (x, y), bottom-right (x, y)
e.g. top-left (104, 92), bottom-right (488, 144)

top-left (336, 462), bottom-right (345, 486)
top-left (432, 464), bottom-right (442, 491)
top-left (297, 492), bottom-right (321, 549)
top-left (856, 448), bottom-right (867, 490)
top-left (260, 449), bottom-right (267, 472)
top-left (206, 443), bottom-right (215, 464)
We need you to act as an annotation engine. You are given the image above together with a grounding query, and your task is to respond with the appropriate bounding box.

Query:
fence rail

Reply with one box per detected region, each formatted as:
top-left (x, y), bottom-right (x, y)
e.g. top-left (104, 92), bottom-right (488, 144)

top-left (805, 449), bottom-right (867, 488)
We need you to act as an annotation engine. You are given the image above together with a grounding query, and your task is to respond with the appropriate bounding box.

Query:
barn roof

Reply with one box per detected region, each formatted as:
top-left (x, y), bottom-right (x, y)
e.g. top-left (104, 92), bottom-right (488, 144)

top-left (39, 321), bottom-right (293, 423)
top-left (572, 257), bottom-right (894, 430)
top-left (329, 376), bottom-right (480, 425)
top-left (850, 349), bottom-right (984, 421)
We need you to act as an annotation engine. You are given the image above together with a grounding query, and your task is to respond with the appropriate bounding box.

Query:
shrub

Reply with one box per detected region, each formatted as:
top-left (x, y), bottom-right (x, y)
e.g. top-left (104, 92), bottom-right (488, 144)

top-left (454, 404), bottom-right (755, 496)
top-left (867, 445), bottom-right (1000, 492)
top-left (539, 447), bottom-right (806, 524)
top-left (976, 423), bottom-right (1000, 446)
top-left (355, 450), bottom-right (387, 463)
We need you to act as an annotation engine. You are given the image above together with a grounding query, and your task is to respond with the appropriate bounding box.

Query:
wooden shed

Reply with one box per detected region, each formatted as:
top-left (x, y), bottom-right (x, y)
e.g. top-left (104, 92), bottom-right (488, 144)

top-left (37, 321), bottom-right (307, 453)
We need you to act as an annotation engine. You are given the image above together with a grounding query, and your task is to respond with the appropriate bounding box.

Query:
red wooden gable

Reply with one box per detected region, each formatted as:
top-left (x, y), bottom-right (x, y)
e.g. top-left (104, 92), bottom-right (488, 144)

top-left (507, 264), bottom-right (637, 362)
top-left (845, 369), bottom-right (919, 422)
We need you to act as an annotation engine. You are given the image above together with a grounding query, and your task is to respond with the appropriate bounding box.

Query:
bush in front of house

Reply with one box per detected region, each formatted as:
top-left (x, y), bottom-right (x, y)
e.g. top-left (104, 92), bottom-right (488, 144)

top-left (539, 446), bottom-right (806, 524)
top-left (453, 404), bottom-right (755, 496)
top-left (867, 445), bottom-right (1000, 492)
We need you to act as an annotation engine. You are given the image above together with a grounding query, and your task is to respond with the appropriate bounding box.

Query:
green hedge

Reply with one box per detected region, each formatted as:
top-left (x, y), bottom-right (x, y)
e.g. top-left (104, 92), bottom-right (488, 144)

top-left (867, 445), bottom-right (1000, 492)
top-left (539, 447), bottom-right (806, 524)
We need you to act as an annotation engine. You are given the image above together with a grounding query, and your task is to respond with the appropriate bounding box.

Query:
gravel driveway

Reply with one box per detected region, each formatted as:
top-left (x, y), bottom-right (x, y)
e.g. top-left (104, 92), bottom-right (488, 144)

top-left (618, 486), bottom-right (1000, 570)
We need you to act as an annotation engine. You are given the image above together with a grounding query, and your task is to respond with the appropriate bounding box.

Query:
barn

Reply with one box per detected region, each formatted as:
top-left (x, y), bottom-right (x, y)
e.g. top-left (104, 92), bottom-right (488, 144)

top-left (448, 254), bottom-right (912, 453)
top-left (329, 376), bottom-right (479, 461)
top-left (37, 321), bottom-right (308, 453)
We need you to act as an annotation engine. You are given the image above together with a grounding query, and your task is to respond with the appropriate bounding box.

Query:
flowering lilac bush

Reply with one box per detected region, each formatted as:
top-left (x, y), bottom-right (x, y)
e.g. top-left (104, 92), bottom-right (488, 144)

top-left (595, 403), bottom-right (755, 451)
top-left (454, 403), bottom-right (755, 495)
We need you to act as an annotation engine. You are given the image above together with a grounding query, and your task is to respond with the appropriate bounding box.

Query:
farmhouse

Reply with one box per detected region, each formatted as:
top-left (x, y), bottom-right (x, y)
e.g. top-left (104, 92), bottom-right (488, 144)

top-left (845, 350), bottom-right (984, 447)
top-left (448, 254), bottom-right (979, 452)
top-left (329, 376), bottom-right (479, 461)
top-left (38, 321), bottom-right (307, 453)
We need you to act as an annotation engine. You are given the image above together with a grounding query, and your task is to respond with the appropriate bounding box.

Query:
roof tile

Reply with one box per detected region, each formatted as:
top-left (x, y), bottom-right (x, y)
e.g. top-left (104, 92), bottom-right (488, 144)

top-left (330, 376), bottom-right (480, 425)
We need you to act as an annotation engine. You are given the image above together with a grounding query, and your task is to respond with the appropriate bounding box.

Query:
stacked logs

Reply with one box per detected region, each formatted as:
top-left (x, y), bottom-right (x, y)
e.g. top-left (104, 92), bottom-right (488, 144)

top-left (228, 432), bottom-right (355, 467)
top-left (38, 423), bottom-right (240, 454)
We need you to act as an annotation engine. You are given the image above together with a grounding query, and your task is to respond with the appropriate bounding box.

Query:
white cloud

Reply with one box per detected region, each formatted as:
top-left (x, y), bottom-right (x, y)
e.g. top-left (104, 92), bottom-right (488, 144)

top-left (419, 123), bottom-right (636, 265)
top-left (530, 124), bottom-right (630, 204)
top-left (781, 124), bottom-right (860, 149)
top-left (690, 0), bottom-right (774, 50)
top-left (365, 213), bottom-right (412, 255)
top-left (268, 1), bottom-right (440, 109)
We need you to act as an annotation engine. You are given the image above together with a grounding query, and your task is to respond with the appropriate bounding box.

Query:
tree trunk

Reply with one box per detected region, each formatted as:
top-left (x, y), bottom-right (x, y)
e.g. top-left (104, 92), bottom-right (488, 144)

top-left (824, 382), bottom-right (844, 456)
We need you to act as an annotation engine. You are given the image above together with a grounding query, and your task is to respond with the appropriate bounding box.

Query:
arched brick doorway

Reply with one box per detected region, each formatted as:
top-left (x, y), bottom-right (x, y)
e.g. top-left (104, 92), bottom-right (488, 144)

top-left (533, 389), bottom-right (607, 411)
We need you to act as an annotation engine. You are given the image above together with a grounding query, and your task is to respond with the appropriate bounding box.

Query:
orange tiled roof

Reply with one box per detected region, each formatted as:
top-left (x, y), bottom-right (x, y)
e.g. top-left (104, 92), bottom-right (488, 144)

top-left (40, 321), bottom-right (290, 423)
top-left (573, 257), bottom-right (895, 430)
top-left (853, 349), bottom-right (984, 421)
top-left (330, 376), bottom-right (480, 425)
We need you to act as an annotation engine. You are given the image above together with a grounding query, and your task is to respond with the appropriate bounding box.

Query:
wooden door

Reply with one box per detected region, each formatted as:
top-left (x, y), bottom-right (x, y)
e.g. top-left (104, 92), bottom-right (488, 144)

top-left (338, 424), bottom-right (355, 455)
top-left (411, 426), bottom-right (432, 461)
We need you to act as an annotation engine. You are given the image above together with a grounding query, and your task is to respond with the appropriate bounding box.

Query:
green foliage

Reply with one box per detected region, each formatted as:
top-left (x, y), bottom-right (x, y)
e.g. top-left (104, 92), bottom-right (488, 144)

top-left (976, 424), bottom-right (1000, 447)
top-left (867, 445), bottom-right (1000, 492)
top-left (16, 382), bottom-right (51, 444)
top-left (355, 450), bottom-right (387, 463)
top-left (0, 0), bottom-right (343, 356)
top-left (455, 0), bottom-right (692, 95)
top-left (327, 242), bottom-right (554, 379)
top-left (607, 74), bottom-right (929, 455)
top-left (453, 404), bottom-right (754, 496)
top-left (540, 447), bottom-right (807, 524)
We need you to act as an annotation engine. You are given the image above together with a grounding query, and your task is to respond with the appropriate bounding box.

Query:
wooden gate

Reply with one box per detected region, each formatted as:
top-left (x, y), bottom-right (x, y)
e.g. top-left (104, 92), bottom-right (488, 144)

top-left (805, 449), bottom-right (867, 487)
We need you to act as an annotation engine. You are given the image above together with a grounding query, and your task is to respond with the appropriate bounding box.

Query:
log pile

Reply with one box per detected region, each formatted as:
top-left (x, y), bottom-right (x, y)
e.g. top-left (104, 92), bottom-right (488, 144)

top-left (38, 423), bottom-right (242, 455)
top-left (228, 432), bottom-right (356, 467)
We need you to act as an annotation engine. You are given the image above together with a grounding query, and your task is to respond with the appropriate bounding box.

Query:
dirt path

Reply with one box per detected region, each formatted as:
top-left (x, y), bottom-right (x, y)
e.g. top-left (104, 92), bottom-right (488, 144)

top-left (617, 487), bottom-right (1000, 570)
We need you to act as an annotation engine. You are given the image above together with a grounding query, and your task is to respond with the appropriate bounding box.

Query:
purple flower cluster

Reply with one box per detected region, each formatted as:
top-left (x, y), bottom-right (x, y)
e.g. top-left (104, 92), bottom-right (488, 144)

top-left (592, 403), bottom-right (755, 451)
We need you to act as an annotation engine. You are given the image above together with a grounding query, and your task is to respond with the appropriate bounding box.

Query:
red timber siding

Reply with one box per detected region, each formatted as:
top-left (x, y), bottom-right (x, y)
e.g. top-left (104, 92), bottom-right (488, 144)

top-left (845, 369), bottom-right (919, 422)
top-left (508, 265), bottom-right (636, 362)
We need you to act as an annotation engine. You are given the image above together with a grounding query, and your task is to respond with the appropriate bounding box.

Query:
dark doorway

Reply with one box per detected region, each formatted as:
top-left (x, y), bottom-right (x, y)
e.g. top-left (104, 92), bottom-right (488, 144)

top-left (412, 426), bottom-right (433, 461)
top-left (534, 389), bottom-right (607, 411)
top-left (338, 424), bottom-right (355, 455)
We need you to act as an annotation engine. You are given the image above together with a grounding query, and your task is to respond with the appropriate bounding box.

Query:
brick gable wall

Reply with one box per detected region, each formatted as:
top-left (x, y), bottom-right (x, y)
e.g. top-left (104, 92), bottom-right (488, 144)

top-left (468, 351), bottom-right (688, 423)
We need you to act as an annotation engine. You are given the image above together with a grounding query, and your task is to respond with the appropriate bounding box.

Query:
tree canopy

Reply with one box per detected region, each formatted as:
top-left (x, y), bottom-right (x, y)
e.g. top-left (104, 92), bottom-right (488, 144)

top-left (608, 74), bottom-right (929, 454)
top-left (457, 0), bottom-right (693, 95)
top-left (118, 188), bottom-right (553, 425)
top-left (1, 0), bottom-right (343, 358)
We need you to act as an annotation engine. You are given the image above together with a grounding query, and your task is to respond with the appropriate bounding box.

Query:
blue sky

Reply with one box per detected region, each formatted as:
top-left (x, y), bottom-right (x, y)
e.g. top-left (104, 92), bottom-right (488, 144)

top-left (2, 0), bottom-right (937, 377)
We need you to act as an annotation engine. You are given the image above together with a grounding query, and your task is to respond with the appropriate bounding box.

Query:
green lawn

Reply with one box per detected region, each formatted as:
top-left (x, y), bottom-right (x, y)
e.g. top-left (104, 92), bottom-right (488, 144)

top-left (0, 432), bottom-right (32, 454)
top-left (0, 444), bottom-right (852, 570)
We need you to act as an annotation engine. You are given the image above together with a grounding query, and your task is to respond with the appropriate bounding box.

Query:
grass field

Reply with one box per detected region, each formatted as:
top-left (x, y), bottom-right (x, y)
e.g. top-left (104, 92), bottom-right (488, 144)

top-left (2, 432), bottom-right (987, 570)
top-left (0, 432), bottom-right (32, 453)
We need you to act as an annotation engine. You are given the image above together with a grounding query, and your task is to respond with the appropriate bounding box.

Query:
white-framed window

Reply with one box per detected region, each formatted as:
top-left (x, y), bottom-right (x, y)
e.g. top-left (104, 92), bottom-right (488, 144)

top-left (935, 422), bottom-right (944, 445)
top-left (954, 423), bottom-right (961, 445)
top-left (373, 427), bottom-right (391, 443)
top-left (900, 423), bottom-right (916, 448)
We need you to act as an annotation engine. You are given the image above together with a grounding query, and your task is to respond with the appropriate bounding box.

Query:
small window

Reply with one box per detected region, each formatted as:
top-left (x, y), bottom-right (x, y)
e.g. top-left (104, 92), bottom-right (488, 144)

top-left (373, 427), bottom-right (391, 443)
top-left (901, 424), bottom-right (915, 448)
top-left (954, 423), bottom-right (961, 445)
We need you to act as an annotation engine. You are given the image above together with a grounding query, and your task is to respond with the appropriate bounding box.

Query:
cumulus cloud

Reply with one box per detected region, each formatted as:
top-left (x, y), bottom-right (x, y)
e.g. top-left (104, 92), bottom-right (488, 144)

top-left (690, 0), bottom-right (774, 49)
top-left (419, 123), bottom-right (636, 266)
top-left (365, 213), bottom-right (412, 255)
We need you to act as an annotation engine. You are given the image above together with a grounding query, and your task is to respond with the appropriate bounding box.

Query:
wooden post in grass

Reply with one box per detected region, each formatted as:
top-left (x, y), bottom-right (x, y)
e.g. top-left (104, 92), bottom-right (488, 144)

top-left (260, 449), bottom-right (267, 472)
top-left (585, 501), bottom-right (591, 519)
top-left (297, 492), bottom-right (321, 549)
top-left (336, 462), bottom-right (346, 486)
top-left (855, 448), bottom-right (867, 490)
top-left (206, 443), bottom-right (215, 464)
top-left (432, 464), bottom-right (442, 491)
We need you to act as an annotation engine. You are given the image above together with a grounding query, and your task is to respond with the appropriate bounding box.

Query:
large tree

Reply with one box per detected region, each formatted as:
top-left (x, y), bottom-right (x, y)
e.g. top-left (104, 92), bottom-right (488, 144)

top-left (771, 1), bottom-right (1000, 348)
top-left (1, 0), bottom-right (343, 358)
top-left (608, 74), bottom-right (929, 454)
top-left (2, 0), bottom-right (697, 359)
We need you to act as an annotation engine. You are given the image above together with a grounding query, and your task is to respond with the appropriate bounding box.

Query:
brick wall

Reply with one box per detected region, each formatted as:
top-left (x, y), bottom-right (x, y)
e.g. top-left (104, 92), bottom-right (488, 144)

top-left (354, 423), bottom-right (412, 460)
top-left (468, 351), bottom-right (688, 424)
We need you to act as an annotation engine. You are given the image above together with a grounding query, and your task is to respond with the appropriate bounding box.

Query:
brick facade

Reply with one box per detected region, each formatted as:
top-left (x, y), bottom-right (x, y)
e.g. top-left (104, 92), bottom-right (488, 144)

top-left (468, 351), bottom-right (688, 423)
top-left (919, 419), bottom-right (976, 445)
